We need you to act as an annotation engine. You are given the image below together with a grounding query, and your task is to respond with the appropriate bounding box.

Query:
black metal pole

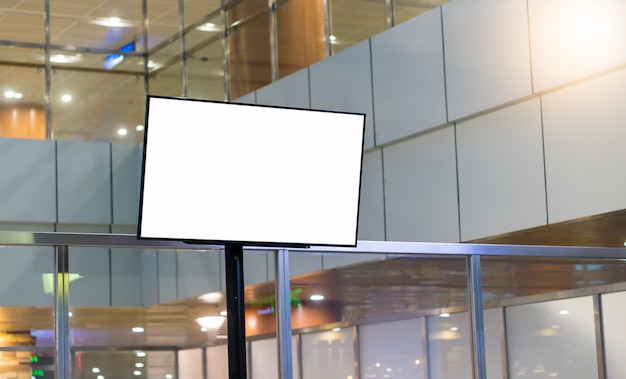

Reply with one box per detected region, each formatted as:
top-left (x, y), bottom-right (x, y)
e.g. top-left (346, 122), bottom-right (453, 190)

top-left (225, 244), bottom-right (247, 379)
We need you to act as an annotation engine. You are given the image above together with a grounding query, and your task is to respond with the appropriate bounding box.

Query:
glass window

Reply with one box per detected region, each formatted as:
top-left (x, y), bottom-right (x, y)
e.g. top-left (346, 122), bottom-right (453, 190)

top-left (186, 18), bottom-right (225, 101)
top-left (276, 0), bottom-right (327, 79)
top-left (51, 64), bottom-right (145, 142)
top-left (184, 0), bottom-right (221, 28)
top-left (394, 0), bottom-right (449, 26)
top-left (330, 0), bottom-right (386, 54)
top-left (0, 61), bottom-right (45, 139)
top-left (301, 328), bottom-right (355, 379)
top-left (0, 5), bottom-right (44, 44)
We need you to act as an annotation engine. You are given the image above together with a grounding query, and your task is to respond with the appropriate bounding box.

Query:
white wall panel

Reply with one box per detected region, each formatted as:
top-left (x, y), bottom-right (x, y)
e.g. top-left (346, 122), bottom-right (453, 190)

top-left (0, 139), bottom-right (56, 223)
top-left (358, 149), bottom-right (385, 241)
top-left (112, 143), bottom-right (140, 226)
top-left (0, 247), bottom-right (54, 306)
top-left (383, 127), bottom-right (459, 242)
top-left (57, 141), bottom-right (112, 224)
top-left (528, 0), bottom-right (626, 92)
top-left (601, 291), bottom-right (626, 378)
top-left (178, 348), bottom-right (203, 379)
top-left (235, 91), bottom-right (257, 104)
top-left (309, 40), bottom-right (375, 149)
top-left (111, 249), bottom-right (143, 306)
top-left (256, 68), bottom-right (310, 108)
top-left (69, 247), bottom-right (111, 306)
top-left (371, 8), bottom-right (447, 144)
top-left (427, 312), bottom-right (472, 379)
top-left (250, 337), bottom-right (300, 379)
top-left (542, 68), bottom-right (626, 223)
top-left (158, 250), bottom-right (177, 303)
top-left (301, 328), bottom-right (355, 379)
top-left (177, 249), bottom-right (221, 300)
top-left (442, 0), bottom-right (532, 120)
top-left (457, 98), bottom-right (547, 241)
top-left (484, 308), bottom-right (504, 379)
top-left (206, 344), bottom-right (228, 379)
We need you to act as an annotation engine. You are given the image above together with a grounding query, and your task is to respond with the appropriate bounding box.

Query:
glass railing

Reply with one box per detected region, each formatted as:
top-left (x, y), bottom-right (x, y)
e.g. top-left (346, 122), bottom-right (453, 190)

top-left (0, 232), bottom-right (624, 379)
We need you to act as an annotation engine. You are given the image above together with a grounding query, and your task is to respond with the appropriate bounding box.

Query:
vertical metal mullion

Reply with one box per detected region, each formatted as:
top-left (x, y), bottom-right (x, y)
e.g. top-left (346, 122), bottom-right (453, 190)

top-left (499, 307), bottom-right (510, 379)
top-left (202, 346), bottom-right (208, 379)
top-left (44, 0), bottom-right (52, 139)
top-left (322, 0), bottom-right (332, 56)
top-left (178, 0), bottom-right (188, 97)
top-left (268, 0), bottom-right (279, 81)
top-left (421, 316), bottom-right (430, 378)
top-left (275, 249), bottom-right (293, 379)
top-left (221, 0), bottom-right (231, 101)
top-left (468, 255), bottom-right (487, 379)
top-left (352, 326), bottom-right (360, 379)
top-left (593, 294), bottom-right (607, 379)
top-left (54, 245), bottom-right (70, 379)
top-left (385, 0), bottom-right (395, 29)
top-left (142, 0), bottom-right (150, 95)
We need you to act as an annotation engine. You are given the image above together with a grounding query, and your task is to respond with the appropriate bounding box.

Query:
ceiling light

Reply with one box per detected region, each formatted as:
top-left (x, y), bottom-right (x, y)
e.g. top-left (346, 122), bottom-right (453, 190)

top-left (135, 363), bottom-right (144, 368)
top-left (92, 368), bottom-right (100, 373)
top-left (198, 22), bottom-right (219, 32)
top-left (220, 310), bottom-right (227, 316)
top-left (4, 91), bottom-right (15, 98)
top-left (94, 17), bottom-right (128, 28)
top-left (559, 310), bottom-right (569, 315)
top-left (438, 313), bottom-right (450, 318)
top-left (375, 363), bottom-right (381, 368)
top-left (132, 327), bottom-right (144, 333)
top-left (165, 375), bottom-right (173, 379)
top-left (200, 327), bottom-right (207, 332)
top-left (414, 360), bottom-right (421, 365)
top-left (450, 326), bottom-right (459, 331)
top-left (133, 370), bottom-right (141, 376)
top-left (50, 54), bottom-right (82, 64)
top-left (216, 334), bottom-right (227, 339)
top-left (136, 125), bottom-right (144, 131)
top-left (61, 94), bottom-right (72, 103)
top-left (196, 316), bottom-right (226, 330)
top-left (329, 35), bottom-right (337, 41)
top-left (136, 351), bottom-right (146, 357)
top-left (97, 376), bottom-right (104, 379)
top-left (198, 291), bottom-right (223, 303)
top-left (310, 294), bottom-right (324, 301)
top-left (117, 128), bottom-right (128, 136)
top-left (623, 241), bottom-right (626, 246)
top-left (13, 92), bottom-right (22, 99)
top-left (331, 327), bottom-right (341, 332)
top-left (68, 312), bottom-right (73, 317)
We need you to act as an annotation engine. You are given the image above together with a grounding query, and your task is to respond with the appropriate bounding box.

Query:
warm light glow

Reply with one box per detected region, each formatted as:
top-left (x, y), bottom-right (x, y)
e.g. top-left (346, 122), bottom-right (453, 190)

top-left (61, 95), bottom-right (72, 103)
top-left (198, 291), bottom-right (223, 303)
top-left (375, 363), bottom-right (381, 368)
top-left (97, 376), bottom-right (104, 379)
top-left (329, 35), bottom-right (337, 41)
top-left (92, 368), bottom-right (100, 373)
top-left (117, 128), bottom-right (128, 136)
top-left (450, 326), bottom-right (459, 332)
top-left (331, 327), bottom-right (341, 332)
top-left (165, 375), bottom-right (173, 379)
top-left (136, 351), bottom-right (146, 357)
top-left (414, 360), bottom-right (421, 365)
top-left (438, 312), bottom-right (450, 318)
top-left (4, 91), bottom-right (15, 98)
top-left (220, 310), bottom-right (228, 316)
top-left (68, 312), bottom-right (73, 317)
top-left (310, 294), bottom-right (324, 301)
top-left (50, 54), bottom-right (82, 64)
top-left (132, 327), bottom-right (145, 333)
top-left (136, 125), bottom-right (144, 131)
top-left (13, 92), bottom-right (22, 99)
top-left (216, 335), bottom-right (228, 339)
top-left (135, 363), bottom-right (144, 368)
top-left (201, 327), bottom-right (207, 332)
top-left (133, 371), bottom-right (141, 376)
top-left (196, 316), bottom-right (226, 330)
top-left (559, 310), bottom-right (569, 315)
top-left (198, 22), bottom-right (219, 32)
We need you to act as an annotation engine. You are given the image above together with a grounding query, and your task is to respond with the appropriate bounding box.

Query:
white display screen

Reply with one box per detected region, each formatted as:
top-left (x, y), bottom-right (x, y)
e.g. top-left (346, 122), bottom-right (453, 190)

top-left (138, 96), bottom-right (365, 247)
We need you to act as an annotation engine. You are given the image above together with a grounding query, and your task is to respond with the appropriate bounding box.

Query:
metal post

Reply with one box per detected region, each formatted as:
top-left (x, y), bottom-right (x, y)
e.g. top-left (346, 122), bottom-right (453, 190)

top-left (385, 0), bottom-right (395, 28)
top-left (142, 0), bottom-right (150, 95)
top-left (593, 295), bottom-right (607, 379)
top-left (43, 0), bottom-right (52, 139)
top-left (225, 245), bottom-right (247, 379)
top-left (268, 0), bottom-right (279, 82)
top-left (178, 0), bottom-right (188, 97)
top-left (322, 0), bottom-right (332, 56)
top-left (221, 0), bottom-right (231, 101)
top-left (274, 249), bottom-right (293, 379)
top-left (468, 255), bottom-right (487, 379)
top-left (54, 245), bottom-right (70, 379)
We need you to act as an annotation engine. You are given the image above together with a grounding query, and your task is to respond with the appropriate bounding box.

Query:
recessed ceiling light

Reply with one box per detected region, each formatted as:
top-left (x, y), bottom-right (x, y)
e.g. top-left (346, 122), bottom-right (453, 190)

top-left (310, 294), bottom-right (324, 301)
top-left (133, 370), bottom-right (141, 376)
top-left (97, 375), bottom-right (104, 379)
top-left (438, 313), bottom-right (450, 318)
top-left (329, 35), bottom-right (337, 41)
top-left (198, 292), bottom-right (223, 303)
top-left (197, 22), bottom-right (219, 32)
top-left (132, 327), bottom-right (144, 333)
top-left (13, 92), bottom-right (22, 99)
top-left (450, 326), bottom-right (459, 331)
top-left (136, 124), bottom-right (144, 131)
top-left (92, 368), bottom-right (100, 373)
top-left (117, 128), bottom-right (128, 136)
top-left (196, 316), bottom-right (226, 330)
top-left (50, 54), bottom-right (82, 64)
top-left (68, 311), bottom-right (73, 317)
top-left (331, 327), bottom-right (341, 332)
top-left (220, 310), bottom-right (227, 316)
top-left (4, 91), bottom-right (15, 98)
top-left (61, 94), bottom-right (72, 102)
top-left (135, 363), bottom-right (144, 368)
top-left (623, 241), bottom-right (626, 246)
top-left (216, 334), bottom-right (227, 339)
top-left (414, 360), bottom-right (421, 365)
top-left (165, 375), bottom-right (173, 379)
top-left (136, 351), bottom-right (146, 357)
top-left (200, 327), bottom-right (208, 332)
top-left (559, 310), bottom-right (569, 315)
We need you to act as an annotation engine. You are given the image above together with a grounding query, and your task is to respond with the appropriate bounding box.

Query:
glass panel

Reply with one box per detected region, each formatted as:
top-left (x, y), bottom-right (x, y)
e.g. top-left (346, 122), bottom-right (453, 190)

top-left (147, 0), bottom-right (180, 50)
top-left (178, 348), bottom-right (203, 378)
top-left (330, 0), bottom-right (386, 54)
top-left (72, 350), bottom-right (175, 379)
top-left (206, 345), bottom-right (228, 379)
top-left (0, 9), bottom-right (44, 45)
top-left (360, 318), bottom-right (426, 379)
top-left (148, 40), bottom-right (183, 97)
top-left (601, 290), bottom-right (626, 378)
top-left (301, 328), bottom-right (354, 379)
top-left (50, 49), bottom-right (144, 73)
top-left (393, 0), bottom-right (449, 26)
top-left (506, 296), bottom-right (598, 379)
top-left (250, 337), bottom-right (300, 379)
top-left (228, 9), bottom-right (271, 99)
top-left (0, 246), bottom-right (54, 379)
top-left (186, 20), bottom-right (225, 101)
top-left (184, 0), bottom-right (221, 28)
top-left (427, 311), bottom-right (472, 379)
top-left (0, 63), bottom-right (45, 139)
top-left (50, 0), bottom-right (143, 50)
top-left (51, 64), bottom-right (145, 142)
top-left (276, 0), bottom-right (327, 79)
